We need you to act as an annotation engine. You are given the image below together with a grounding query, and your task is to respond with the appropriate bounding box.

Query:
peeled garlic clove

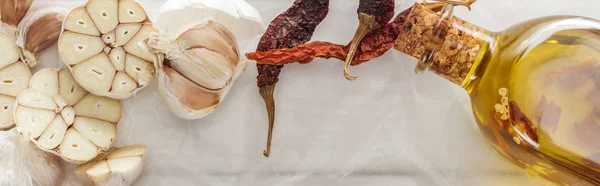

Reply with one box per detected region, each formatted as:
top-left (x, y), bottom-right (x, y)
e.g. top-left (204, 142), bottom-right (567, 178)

top-left (64, 7), bottom-right (100, 36)
top-left (72, 53), bottom-right (117, 93)
top-left (115, 23), bottom-right (141, 47)
top-left (0, 129), bottom-right (63, 186)
top-left (59, 1), bottom-right (157, 99)
top-left (157, 0), bottom-right (265, 41)
top-left (112, 72), bottom-right (137, 94)
top-left (0, 31), bottom-right (31, 130)
top-left (0, 0), bottom-right (34, 36)
top-left (119, 0), bottom-right (147, 23)
top-left (14, 68), bottom-right (122, 164)
top-left (75, 145), bottom-right (147, 186)
top-left (86, 0), bottom-right (118, 34)
top-left (18, 5), bottom-right (68, 67)
top-left (58, 31), bottom-right (105, 65)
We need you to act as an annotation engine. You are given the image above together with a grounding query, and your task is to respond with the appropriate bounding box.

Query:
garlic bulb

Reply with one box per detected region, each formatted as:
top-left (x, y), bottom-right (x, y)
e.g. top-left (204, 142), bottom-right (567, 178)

top-left (58, 0), bottom-right (158, 99)
top-left (0, 0), bottom-right (34, 36)
top-left (149, 20), bottom-right (247, 120)
top-left (17, 5), bottom-right (68, 67)
top-left (14, 68), bottom-right (123, 164)
top-left (157, 0), bottom-right (265, 41)
top-left (75, 145), bottom-right (147, 186)
top-left (148, 0), bottom-right (263, 120)
top-left (0, 128), bottom-right (63, 186)
top-left (0, 31), bottom-right (31, 130)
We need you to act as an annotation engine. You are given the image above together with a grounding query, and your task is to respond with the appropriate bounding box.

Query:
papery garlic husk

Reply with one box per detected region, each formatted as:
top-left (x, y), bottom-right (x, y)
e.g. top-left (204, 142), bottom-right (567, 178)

top-left (157, 0), bottom-right (265, 41)
top-left (0, 0), bottom-right (34, 36)
top-left (14, 68), bottom-right (123, 164)
top-left (75, 145), bottom-right (147, 186)
top-left (0, 128), bottom-right (63, 186)
top-left (149, 20), bottom-right (247, 120)
top-left (0, 31), bottom-right (32, 130)
top-left (58, 0), bottom-right (158, 99)
top-left (17, 5), bottom-right (68, 67)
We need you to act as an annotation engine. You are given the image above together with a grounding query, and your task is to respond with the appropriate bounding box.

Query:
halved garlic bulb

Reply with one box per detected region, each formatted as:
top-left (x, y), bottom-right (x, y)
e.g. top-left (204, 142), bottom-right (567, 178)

top-left (0, 0), bottom-right (34, 36)
top-left (0, 31), bottom-right (31, 130)
top-left (17, 5), bottom-right (68, 67)
top-left (149, 20), bottom-right (247, 120)
top-left (58, 0), bottom-right (158, 99)
top-left (14, 68), bottom-right (122, 164)
top-left (75, 145), bottom-right (147, 186)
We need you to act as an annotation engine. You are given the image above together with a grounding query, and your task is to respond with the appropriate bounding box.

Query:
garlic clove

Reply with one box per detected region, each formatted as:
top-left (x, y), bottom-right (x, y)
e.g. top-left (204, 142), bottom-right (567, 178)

top-left (72, 117), bottom-right (116, 150)
top-left (64, 6), bottom-right (101, 36)
top-left (75, 145), bottom-right (147, 186)
top-left (184, 48), bottom-right (235, 85)
top-left (124, 23), bottom-right (158, 62)
top-left (74, 94), bottom-right (122, 123)
top-left (61, 106), bottom-right (75, 126)
top-left (0, 61), bottom-right (30, 97)
top-left (14, 68), bottom-right (122, 164)
top-left (72, 53), bottom-right (117, 93)
top-left (109, 47), bottom-right (126, 71)
top-left (0, 0), bottom-right (34, 36)
top-left (58, 31), bottom-right (105, 65)
top-left (16, 89), bottom-right (57, 111)
top-left (59, 128), bottom-right (99, 163)
top-left (115, 23), bottom-right (142, 47)
top-left (58, 68), bottom-right (89, 106)
top-left (0, 95), bottom-right (16, 129)
top-left (0, 30), bottom-right (22, 69)
top-left (85, 0), bottom-right (118, 34)
top-left (29, 68), bottom-right (59, 96)
top-left (37, 116), bottom-right (68, 150)
top-left (111, 72), bottom-right (137, 94)
top-left (119, 0), bottom-right (147, 23)
top-left (18, 5), bottom-right (68, 68)
top-left (102, 31), bottom-right (116, 46)
top-left (125, 54), bottom-right (155, 85)
top-left (14, 106), bottom-right (56, 138)
top-left (160, 67), bottom-right (220, 117)
top-left (177, 22), bottom-right (239, 63)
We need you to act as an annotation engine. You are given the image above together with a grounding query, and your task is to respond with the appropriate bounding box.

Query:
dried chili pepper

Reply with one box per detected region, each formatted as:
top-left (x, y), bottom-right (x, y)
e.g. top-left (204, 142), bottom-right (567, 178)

top-left (536, 96), bottom-right (561, 133)
top-left (343, 0), bottom-right (394, 80)
top-left (246, 8), bottom-right (412, 66)
top-left (546, 58), bottom-right (597, 91)
top-left (509, 101), bottom-right (538, 143)
top-left (255, 0), bottom-right (329, 157)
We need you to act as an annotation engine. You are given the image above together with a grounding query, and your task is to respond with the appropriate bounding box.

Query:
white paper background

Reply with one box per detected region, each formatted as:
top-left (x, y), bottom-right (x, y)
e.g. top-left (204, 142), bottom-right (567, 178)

top-left (21, 0), bottom-right (600, 185)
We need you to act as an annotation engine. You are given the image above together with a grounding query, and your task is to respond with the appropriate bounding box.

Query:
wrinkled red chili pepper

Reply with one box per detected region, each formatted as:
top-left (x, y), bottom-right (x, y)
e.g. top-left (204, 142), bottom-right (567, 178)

top-left (509, 102), bottom-right (538, 143)
top-left (546, 58), bottom-right (596, 91)
top-left (256, 0), bottom-right (330, 157)
top-left (245, 7), bottom-right (412, 66)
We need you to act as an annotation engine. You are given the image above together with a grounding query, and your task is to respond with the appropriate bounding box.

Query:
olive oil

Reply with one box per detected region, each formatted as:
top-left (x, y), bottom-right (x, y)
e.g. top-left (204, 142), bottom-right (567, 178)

top-left (463, 18), bottom-right (600, 185)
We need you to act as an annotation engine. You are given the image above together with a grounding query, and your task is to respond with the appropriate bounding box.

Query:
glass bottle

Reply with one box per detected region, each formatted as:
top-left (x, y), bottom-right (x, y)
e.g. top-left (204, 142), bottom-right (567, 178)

top-left (394, 3), bottom-right (600, 185)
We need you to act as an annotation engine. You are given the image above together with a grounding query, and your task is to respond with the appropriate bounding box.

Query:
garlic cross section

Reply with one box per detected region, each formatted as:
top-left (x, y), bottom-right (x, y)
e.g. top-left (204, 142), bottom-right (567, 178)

top-left (0, 31), bottom-right (32, 130)
top-left (59, 0), bottom-right (157, 99)
top-left (14, 68), bottom-right (122, 164)
top-left (75, 145), bottom-right (147, 186)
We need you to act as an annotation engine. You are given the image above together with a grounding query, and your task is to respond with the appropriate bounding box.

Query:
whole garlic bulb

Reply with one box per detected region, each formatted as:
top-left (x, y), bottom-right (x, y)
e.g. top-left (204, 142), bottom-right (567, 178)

top-left (0, 128), bottom-right (63, 186)
top-left (17, 5), bottom-right (68, 67)
top-left (149, 21), bottom-right (247, 119)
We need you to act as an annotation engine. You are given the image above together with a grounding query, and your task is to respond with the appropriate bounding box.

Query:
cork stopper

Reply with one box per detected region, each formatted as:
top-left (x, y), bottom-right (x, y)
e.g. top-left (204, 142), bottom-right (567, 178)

top-left (394, 3), bottom-right (491, 85)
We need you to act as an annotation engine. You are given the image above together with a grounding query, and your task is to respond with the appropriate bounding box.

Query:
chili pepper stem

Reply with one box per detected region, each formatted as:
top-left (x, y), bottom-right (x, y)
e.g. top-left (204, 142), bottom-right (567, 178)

top-left (344, 13), bottom-right (380, 81)
top-left (423, 0), bottom-right (477, 11)
top-left (260, 84), bottom-right (276, 157)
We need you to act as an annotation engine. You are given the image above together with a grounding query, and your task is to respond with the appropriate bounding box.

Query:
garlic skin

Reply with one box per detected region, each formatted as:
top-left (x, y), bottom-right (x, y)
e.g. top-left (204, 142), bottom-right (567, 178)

top-left (0, 31), bottom-right (31, 130)
top-left (0, 0), bottom-right (34, 36)
top-left (157, 0), bottom-right (265, 41)
top-left (17, 5), bottom-right (68, 67)
top-left (58, 0), bottom-right (158, 99)
top-left (75, 145), bottom-right (147, 186)
top-left (0, 129), bottom-right (63, 186)
top-left (149, 20), bottom-right (247, 120)
top-left (14, 68), bottom-right (122, 164)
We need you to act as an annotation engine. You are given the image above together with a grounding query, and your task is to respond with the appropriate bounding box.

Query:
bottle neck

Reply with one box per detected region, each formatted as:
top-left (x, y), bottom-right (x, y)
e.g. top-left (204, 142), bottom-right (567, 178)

top-left (394, 3), bottom-right (493, 86)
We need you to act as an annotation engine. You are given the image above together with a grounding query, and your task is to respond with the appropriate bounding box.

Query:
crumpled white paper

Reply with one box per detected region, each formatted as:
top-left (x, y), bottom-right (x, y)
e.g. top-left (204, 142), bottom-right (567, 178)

top-left (16, 0), bottom-right (600, 185)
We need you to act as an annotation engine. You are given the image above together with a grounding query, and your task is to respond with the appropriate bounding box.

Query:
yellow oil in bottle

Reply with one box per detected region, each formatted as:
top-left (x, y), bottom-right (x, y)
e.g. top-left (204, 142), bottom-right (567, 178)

top-left (463, 17), bottom-right (600, 185)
